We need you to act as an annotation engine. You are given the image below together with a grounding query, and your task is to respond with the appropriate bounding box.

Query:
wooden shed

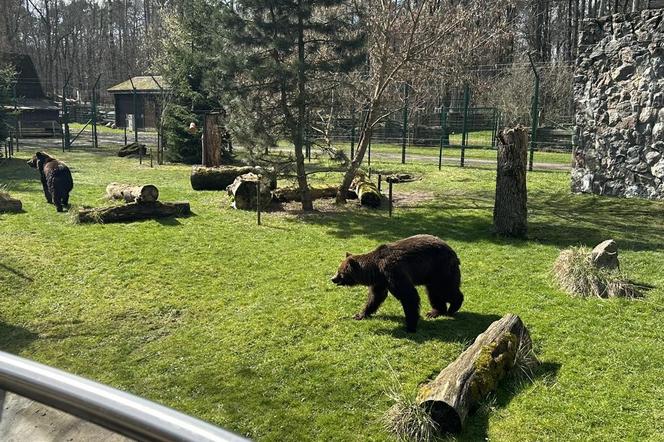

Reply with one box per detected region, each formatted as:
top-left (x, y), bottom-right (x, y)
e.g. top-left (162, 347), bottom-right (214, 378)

top-left (107, 76), bottom-right (169, 129)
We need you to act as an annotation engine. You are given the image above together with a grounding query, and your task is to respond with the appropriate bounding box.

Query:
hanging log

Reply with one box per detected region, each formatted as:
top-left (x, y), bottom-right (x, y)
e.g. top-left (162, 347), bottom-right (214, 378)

top-left (76, 201), bottom-right (190, 224)
top-left (117, 142), bottom-right (147, 158)
top-left (105, 183), bottom-right (159, 203)
top-left (416, 314), bottom-right (535, 434)
top-left (494, 126), bottom-right (528, 237)
top-left (0, 194), bottom-right (22, 213)
top-left (191, 165), bottom-right (276, 191)
top-left (226, 173), bottom-right (273, 210)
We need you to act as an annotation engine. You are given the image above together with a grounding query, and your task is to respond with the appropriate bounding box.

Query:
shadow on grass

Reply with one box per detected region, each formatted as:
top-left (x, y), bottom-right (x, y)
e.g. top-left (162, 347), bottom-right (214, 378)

top-left (0, 322), bottom-right (38, 354)
top-left (371, 311), bottom-right (502, 344)
top-left (455, 361), bottom-right (562, 441)
top-left (295, 189), bottom-right (664, 252)
top-left (0, 158), bottom-right (39, 191)
top-left (0, 263), bottom-right (33, 282)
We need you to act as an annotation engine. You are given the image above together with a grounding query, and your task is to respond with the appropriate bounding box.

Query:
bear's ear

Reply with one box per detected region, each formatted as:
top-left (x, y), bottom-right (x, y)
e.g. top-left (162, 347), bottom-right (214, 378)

top-left (345, 251), bottom-right (352, 257)
top-left (346, 256), bottom-right (359, 269)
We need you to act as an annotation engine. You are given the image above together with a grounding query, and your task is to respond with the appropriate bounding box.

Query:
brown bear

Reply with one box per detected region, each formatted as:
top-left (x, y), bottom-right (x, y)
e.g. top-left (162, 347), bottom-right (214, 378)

top-left (27, 151), bottom-right (73, 212)
top-left (331, 234), bottom-right (463, 332)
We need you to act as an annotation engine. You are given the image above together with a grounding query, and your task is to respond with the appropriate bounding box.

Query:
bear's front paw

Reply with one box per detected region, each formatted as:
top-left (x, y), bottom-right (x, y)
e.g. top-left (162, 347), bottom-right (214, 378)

top-left (426, 309), bottom-right (442, 319)
top-left (353, 313), bottom-right (366, 320)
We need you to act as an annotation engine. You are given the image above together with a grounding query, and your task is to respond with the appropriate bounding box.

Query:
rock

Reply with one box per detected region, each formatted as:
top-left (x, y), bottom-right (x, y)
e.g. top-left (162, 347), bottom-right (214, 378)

top-left (652, 159), bottom-right (664, 178)
top-left (645, 150), bottom-right (661, 165)
top-left (611, 64), bottom-right (635, 81)
top-left (591, 240), bottom-right (619, 270)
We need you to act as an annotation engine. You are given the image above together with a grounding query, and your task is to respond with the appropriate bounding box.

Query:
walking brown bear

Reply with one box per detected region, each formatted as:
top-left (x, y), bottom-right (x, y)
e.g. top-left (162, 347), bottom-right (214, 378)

top-left (331, 234), bottom-right (463, 332)
top-left (27, 151), bottom-right (73, 212)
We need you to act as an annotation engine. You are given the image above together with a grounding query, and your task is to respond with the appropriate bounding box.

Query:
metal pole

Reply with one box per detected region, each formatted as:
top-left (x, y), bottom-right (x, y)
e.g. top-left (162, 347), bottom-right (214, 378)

top-left (378, 174), bottom-right (382, 192)
top-left (350, 110), bottom-right (356, 160)
top-left (401, 82), bottom-right (409, 164)
top-left (62, 73), bottom-right (72, 151)
top-left (368, 140), bottom-right (371, 168)
top-left (439, 103), bottom-right (447, 171)
top-left (92, 74), bottom-right (101, 150)
top-left (388, 181), bottom-right (393, 218)
top-left (461, 84), bottom-right (470, 168)
top-left (528, 53), bottom-right (540, 172)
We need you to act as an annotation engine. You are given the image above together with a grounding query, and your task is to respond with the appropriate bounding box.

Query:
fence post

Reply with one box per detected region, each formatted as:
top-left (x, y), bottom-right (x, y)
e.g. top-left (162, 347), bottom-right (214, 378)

top-left (368, 140), bottom-right (371, 168)
top-left (401, 82), bottom-right (409, 164)
top-left (460, 84), bottom-right (470, 168)
top-left (528, 53), bottom-right (540, 172)
top-left (439, 103), bottom-right (447, 171)
top-left (388, 181), bottom-right (393, 218)
top-left (92, 74), bottom-right (101, 150)
top-left (256, 180), bottom-right (262, 226)
top-left (62, 73), bottom-right (72, 152)
top-left (350, 110), bottom-right (356, 160)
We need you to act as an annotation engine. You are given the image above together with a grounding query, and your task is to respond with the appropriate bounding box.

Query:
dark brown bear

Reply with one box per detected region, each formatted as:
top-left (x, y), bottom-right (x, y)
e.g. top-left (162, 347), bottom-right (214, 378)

top-left (27, 151), bottom-right (73, 212)
top-left (331, 234), bottom-right (463, 332)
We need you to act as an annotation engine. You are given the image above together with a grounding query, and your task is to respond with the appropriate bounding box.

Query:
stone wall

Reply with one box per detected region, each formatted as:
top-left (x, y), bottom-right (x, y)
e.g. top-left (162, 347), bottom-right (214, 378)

top-left (572, 9), bottom-right (664, 199)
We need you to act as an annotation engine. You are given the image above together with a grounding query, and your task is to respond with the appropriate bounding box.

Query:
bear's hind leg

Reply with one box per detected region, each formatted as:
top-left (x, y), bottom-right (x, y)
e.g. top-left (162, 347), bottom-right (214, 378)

top-left (447, 289), bottom-right (464, 316)
top-left (425, 282), bottom-right (448, 319)
top-left (355, 284), bottom-right (388, 320)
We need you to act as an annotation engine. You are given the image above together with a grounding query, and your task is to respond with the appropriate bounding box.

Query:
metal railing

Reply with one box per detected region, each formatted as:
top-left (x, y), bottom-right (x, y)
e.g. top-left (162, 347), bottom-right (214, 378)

top-left (0, 351), bottom-right (250, 442)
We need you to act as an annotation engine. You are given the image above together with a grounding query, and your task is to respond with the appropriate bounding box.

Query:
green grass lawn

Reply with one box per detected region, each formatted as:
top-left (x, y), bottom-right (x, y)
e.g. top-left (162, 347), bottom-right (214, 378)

top-left (1, 146), bottom-right (663, 441)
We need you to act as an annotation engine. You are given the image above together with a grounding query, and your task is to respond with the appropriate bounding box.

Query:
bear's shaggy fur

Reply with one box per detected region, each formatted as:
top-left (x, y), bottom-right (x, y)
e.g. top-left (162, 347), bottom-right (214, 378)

top-left (332, 234), bottom-right (463, 332)
top-left (27, 152), bottom-right (73, 212)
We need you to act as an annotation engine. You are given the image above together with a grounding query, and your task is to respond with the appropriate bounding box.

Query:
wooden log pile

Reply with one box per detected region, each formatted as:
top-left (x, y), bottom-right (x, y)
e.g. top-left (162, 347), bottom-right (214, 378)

top-left (75, 183), bottom-right (190, 223)
top-left (191, 165), bottom-right (276, 191)
top-left (106, 183), bottom-right (159, 203)
top-left (416, 314), bottom-right (536, 434)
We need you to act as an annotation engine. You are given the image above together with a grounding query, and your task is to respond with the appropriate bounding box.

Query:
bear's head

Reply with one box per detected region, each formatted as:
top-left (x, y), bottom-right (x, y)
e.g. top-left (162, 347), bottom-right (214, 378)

top-left (27, 152), bottom-right (54, 170)
top-left (331, 252), bottom-right (361, 286)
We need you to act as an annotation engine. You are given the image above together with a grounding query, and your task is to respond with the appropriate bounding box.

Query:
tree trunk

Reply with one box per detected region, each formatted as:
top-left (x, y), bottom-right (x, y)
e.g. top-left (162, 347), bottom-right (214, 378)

top-left (417, 314), bottom-right (535, 434)
top-left (190, 165), bottom-right (276, 191)
top-left (294, 0), bottom-right (313, 211)
top-left (76, 201), bottom-right (190, 223)
top-left (226, 173), bottom-right (272, 210)
top-left (0, 195), bottom-right (22, 213)
top-left (201, 112), bottom-right (232, 166)
top-left (493, 126), bottom-right (528, 237)
top-left (337, 112), bottom-right (374, 203)
top-left (106, 183), bottom-right (159, 203)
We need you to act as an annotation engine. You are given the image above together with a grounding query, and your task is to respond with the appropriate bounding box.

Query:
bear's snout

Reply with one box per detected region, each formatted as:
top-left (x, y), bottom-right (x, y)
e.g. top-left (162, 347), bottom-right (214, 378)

top-left (27, 159), bottom-right (36, 168)
top-left (331, 274), bottom-right (342, 285)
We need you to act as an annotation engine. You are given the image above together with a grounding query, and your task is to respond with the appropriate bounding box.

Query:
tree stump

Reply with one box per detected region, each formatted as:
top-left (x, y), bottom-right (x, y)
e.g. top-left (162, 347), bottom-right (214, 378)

top-left (494, 126), bottom-right (528, 237)
top-left (191, 165), bottom-right (276, 191)
top-left (417, 314), bottom-right (535, 434)
top-left (106, 183), bottom-right (159, 203)
top-left (76, 201), bottom-right (190, 224)
top-left (0, 193), bottom-right (22, 213)
top-left (226, 173), bottom-right (273, 210)
top-left (352, 171), bottom-right (382, 208)
top-left (117, 142), bottom-right (147, 158)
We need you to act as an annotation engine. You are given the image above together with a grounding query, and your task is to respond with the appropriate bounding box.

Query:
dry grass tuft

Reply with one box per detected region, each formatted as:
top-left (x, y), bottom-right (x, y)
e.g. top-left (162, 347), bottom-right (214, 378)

top-left (383, 387), bottom-right (439, 442)
top-left (553, 247), bottom-right (641, 299)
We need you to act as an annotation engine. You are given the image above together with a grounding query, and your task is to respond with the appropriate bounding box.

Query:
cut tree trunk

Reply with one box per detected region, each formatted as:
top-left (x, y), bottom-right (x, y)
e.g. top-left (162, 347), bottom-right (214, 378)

top-left (76, 201), bottom-right (190, 224)
top-left (0, 195), bottom-right (22, 213)
top-left (106, 183), bottom-right (159, 203)
top-left (191, 165), bottom-right (276, 191)
top-left (417, 314), bottom-right (535, 434)
top-left (226, 173), bottom-right (273, 210)
top-left (117, 142), bottom-right (147, 157)
top-left (201, 112), bottom-right (232, 166)
top-left (352, 171), bottom-right (382, 208)
top-left (494, 126), bottom-right (528, 237)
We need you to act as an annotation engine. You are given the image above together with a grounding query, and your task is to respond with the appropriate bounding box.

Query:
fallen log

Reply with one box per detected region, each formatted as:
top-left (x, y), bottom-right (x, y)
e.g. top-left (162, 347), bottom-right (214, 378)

top-left (106, 183), bottom-right (159, 203)
top-left (0, 193), bottom-right (22, 213)
top-left (273, 186), bottom-right (339, 202)
top-left (352, 172), bottom-right (381, 208)
top-left (117, 142), bottom-right (147, 158)
top-left (76, 201), bottom-right (190, 224)
top-left (190, 165), bottom-right (276, 191)
top-left (416, 314), bottom-right (536, 434)
top-left (226, 173), bottom-right (273, 210)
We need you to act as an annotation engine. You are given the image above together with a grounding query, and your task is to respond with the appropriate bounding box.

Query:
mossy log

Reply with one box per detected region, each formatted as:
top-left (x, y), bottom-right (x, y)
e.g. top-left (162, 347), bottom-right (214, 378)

top-left (0, 194), bottom-right (22, 213)
top-left (273, 186), bottom-right (339, 202)
top-left (494, 126), bottom-right (528, 237)
top-left (226, 173), bottom-right (273, 210)
top-left (351, 171), bottom-right (382, 208)
top-left (416, 314), bottom-right (535, 434)
top-left (117, 142), bottom-right (147, 158)
top-left (191, 165), bottom-right (276, 191)
top-left (105, 183), bottom-right (159, 203)
top-left (76, 201), bottom-right (190, 224)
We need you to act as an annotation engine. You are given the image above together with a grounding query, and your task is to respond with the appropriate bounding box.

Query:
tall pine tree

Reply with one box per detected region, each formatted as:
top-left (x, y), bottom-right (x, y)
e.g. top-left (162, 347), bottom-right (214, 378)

top-left (217, 0), bottom-right (365, 210)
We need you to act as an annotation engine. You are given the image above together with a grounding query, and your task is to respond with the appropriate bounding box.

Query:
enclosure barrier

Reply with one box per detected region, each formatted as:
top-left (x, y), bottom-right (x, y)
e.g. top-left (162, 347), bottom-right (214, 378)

top-left (0, 350), bottom-right (249, 442)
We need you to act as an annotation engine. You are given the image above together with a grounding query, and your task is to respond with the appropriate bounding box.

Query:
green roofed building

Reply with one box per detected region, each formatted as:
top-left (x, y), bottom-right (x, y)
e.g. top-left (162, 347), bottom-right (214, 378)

top-left (107, 76), bottom-right (169, 129)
